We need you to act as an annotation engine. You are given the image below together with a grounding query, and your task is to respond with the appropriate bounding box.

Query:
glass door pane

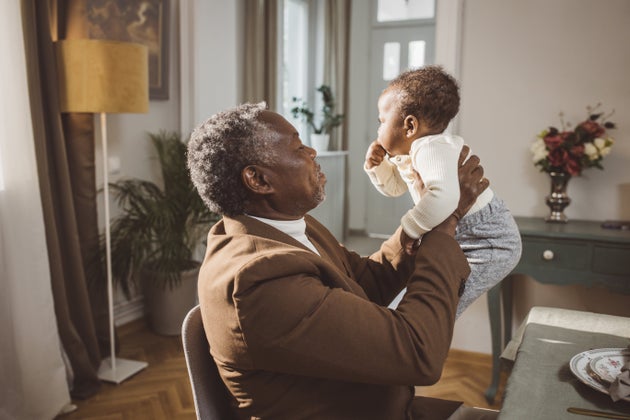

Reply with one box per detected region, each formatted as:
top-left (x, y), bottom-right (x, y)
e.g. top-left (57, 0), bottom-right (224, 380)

top-left (408, 40), bottom-right (426, 69)
top-left (382, 42), bottom-right (401, 81)
top-left (377, 0), bottom-right (435, 22)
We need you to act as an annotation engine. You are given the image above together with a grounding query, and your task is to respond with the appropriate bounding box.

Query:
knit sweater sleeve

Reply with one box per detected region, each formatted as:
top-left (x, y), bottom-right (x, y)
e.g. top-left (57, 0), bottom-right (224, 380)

top-left (364, 158), bottom-right (408, 198)
top-left (401, 138), bottom-right (461, 239)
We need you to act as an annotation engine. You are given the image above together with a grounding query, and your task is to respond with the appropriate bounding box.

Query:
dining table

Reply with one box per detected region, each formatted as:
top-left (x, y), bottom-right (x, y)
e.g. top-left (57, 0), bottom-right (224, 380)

top-left (498, 308), bottom-right (630, 419)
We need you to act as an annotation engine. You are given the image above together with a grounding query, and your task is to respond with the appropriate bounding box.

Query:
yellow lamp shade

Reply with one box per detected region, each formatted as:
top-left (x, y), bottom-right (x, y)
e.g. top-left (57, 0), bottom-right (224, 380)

top-left (55, 39), bottom-right (149, 114)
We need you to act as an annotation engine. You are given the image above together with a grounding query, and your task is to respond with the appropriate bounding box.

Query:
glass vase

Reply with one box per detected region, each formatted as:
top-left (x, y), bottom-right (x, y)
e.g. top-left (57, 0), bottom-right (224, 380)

top-left (545, 171), bottom-right (571, 223)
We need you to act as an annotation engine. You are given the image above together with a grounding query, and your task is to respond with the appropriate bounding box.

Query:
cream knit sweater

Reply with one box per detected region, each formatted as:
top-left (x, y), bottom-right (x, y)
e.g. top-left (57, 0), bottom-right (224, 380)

top-left (365, 133), bottom-right (494, 239)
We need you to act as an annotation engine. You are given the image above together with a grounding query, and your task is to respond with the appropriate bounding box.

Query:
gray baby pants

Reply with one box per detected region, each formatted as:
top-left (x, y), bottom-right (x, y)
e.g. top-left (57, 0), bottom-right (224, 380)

top-left (455, 195), bottom-right (522, 318)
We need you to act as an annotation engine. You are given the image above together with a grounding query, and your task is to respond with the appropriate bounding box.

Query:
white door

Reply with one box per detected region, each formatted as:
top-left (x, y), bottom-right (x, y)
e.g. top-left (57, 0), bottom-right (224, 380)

top-left (365, 1), bottom-right (436, 236)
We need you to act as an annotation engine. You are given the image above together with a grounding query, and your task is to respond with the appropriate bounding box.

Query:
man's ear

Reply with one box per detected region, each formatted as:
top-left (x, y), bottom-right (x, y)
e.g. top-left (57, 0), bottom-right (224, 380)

top-left (403, 115), bottom-right (420, 138)
top-left (242, 165), bottom-right (274, 194)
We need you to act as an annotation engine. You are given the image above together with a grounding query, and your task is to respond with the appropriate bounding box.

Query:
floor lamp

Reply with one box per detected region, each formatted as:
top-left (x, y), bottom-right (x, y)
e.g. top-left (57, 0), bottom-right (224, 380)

top-left (55, 39), bottom-right (149, 383)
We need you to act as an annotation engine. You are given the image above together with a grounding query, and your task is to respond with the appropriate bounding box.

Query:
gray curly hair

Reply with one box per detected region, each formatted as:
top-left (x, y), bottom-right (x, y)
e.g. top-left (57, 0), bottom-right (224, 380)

top-left (187, 102), bottom-right (276, 216)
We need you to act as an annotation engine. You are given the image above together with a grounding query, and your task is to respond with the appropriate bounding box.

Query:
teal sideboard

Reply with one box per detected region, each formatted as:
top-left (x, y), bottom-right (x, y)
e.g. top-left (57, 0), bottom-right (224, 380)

top-left (485, 216), bottom-right (630, 403)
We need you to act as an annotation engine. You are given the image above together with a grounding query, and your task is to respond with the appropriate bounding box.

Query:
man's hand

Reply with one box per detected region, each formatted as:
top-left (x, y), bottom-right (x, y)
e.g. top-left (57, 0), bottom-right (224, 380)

top-left (365, 140), bottom-right (387, 169)
top-left (454, 145), bottom-right (489, 220)
top-left (400, 229), bottom-right (420, 256)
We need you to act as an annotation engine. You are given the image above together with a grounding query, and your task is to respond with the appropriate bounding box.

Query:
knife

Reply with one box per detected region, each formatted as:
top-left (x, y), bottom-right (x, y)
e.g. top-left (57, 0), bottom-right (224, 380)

top-left (567, 407), bottom-right (630, 419)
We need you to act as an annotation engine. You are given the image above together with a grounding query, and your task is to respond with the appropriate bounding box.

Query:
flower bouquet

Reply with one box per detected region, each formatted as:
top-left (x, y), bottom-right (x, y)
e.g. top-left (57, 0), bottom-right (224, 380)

top-left (530, 104), bottom-right (616, 176)
top-left (530, 104), bottom-right (616, 222)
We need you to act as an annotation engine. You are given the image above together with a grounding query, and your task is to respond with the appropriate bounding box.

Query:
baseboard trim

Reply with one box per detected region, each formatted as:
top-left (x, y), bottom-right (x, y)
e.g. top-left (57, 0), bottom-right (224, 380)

top-left (347, 228), bottom-right (367, 237)
top-left (114, 296), bottom-right (145, 326)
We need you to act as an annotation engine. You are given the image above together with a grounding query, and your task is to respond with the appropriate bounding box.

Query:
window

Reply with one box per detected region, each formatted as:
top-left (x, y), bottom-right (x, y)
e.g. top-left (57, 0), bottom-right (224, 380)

top-left (377, 0), bottom-right (435, 22)
top-left (408, 40), bottom-right (426, 69)
top-left (383, 42), bottom-right (401, 81)
top-left (280, 0), bottom-right (310, 136)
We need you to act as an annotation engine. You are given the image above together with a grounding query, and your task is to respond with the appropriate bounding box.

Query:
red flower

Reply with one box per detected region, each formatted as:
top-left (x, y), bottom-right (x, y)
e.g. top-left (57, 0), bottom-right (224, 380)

top-left (548, 148), bottom-right (568, 167)
top-left (564, 156), bottom-right (582, 176)
top-left (532, 105), bottom-right (616, 177)
top-left (570, 144), bottom-right (585, 157)
top-left (577, 120), bottom-right (605, 138)
top-left (543, 133), bottom-right (564, 150)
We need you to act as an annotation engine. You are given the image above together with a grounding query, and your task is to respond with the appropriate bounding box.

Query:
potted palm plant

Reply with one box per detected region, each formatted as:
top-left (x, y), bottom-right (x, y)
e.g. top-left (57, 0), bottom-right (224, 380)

top-left (291, 84), bottom-right (344, 152)
top-left (100, 131), bottom-right (219, 335)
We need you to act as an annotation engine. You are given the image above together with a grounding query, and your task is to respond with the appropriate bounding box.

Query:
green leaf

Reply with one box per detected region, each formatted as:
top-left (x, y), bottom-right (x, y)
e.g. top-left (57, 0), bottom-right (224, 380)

top-left (289, 85), bottom-right (344, 134)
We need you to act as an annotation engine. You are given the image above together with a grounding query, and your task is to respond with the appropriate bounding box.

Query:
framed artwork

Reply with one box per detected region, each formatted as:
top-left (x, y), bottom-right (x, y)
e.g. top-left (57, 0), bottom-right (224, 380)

top-left (87, 0), bottom-right (169, 100)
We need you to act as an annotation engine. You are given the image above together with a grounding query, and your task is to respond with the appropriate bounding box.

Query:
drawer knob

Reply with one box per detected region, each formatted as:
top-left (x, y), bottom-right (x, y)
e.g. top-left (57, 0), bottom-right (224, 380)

top-left (543, 250), bottom-right (554, 261)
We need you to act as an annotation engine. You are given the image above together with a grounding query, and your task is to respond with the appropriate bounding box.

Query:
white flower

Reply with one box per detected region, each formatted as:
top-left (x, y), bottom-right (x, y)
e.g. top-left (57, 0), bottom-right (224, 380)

top-left (530, 139), bottom-right (546, 153)
top-left (593, 137), bottom-right (613, 158)
top-left (530, 139), bottom-right (547, 162)
top-left (584, 142), bottom-right (599, 160)
top-left (532, 149), bottom-right (548, 162)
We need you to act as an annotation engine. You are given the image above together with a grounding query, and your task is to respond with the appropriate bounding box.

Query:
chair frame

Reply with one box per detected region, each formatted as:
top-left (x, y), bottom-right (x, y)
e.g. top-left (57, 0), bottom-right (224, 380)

top-left (182, 305), bottom-right (236, 420)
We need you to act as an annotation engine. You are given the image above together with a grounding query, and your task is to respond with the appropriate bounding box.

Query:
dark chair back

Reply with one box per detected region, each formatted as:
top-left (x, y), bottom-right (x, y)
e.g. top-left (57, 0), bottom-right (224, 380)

top-left (182, 305), bottom-right (236, 420)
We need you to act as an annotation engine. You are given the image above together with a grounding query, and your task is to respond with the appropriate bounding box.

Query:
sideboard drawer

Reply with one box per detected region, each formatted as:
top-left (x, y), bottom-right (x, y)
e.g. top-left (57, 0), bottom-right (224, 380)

top-left (593, 245), bottom-right (630, 276)
top-left (520, 239), bottom-right (590, 270)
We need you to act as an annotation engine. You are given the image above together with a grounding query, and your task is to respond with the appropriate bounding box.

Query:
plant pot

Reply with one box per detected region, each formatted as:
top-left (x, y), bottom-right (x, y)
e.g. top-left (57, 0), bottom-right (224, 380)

top-left (310, 133), bottom-right (330, 153)
top-left (142, 264), bottom-right (199, 335)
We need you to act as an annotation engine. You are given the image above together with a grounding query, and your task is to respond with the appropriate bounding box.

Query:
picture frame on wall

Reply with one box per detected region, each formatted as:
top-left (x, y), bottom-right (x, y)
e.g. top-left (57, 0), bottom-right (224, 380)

top-left (87, 0), bottom-right (169, 100)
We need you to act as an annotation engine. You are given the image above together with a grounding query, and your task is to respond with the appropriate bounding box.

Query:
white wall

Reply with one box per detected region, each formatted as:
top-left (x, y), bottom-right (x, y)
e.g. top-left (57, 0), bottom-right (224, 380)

top-left (451, 0), bottom-right (630, 353)
top-left (458, 0), bottom-right (630, 221)
top-left (347, 0), bottom-right (630, 353)
top-left (180, 0), bottom-right (243, 135)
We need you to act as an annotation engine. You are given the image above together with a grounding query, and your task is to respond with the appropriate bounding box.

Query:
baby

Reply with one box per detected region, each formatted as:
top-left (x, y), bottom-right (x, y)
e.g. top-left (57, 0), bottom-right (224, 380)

top-left (365, 65), bottom-right (522, 317)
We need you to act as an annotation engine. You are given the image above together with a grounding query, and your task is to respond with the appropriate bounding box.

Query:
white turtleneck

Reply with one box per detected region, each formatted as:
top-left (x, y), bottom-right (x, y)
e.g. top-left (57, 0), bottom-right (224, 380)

top-left (247, 215), bottom-right (320, 255)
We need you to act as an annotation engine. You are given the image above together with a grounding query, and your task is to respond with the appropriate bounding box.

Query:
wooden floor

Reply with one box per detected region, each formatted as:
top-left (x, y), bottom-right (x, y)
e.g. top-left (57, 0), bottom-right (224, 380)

top-left (57, 318), bottom-right (507, 419)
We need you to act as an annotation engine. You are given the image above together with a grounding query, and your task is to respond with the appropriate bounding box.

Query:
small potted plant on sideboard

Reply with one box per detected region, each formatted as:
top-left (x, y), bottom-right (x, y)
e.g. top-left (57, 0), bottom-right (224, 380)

top-left (291, 84), bottom-right (344, 152)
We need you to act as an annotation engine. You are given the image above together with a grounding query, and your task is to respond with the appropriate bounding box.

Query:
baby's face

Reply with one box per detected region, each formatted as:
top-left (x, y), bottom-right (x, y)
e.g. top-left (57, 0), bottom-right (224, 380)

top-left (376, 89), bottom-right (411, 156)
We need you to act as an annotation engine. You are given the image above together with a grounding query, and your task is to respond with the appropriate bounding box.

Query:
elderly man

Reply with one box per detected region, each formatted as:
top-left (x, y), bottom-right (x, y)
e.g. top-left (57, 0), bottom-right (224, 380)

top-left (187, 102), bottom-right (496, 420)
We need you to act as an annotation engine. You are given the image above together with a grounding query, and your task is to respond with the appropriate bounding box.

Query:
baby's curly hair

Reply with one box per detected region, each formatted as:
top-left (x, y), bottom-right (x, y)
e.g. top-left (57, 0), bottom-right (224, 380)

top-left (187, 102), bottom-right (275, 216)
top-left (387, 65), bottom-right (460, 132)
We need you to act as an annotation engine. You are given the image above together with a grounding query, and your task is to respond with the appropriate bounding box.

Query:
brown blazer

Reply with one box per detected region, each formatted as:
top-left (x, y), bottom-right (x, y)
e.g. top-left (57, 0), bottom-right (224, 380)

top-left (198, 214), bottom-right (470, 419)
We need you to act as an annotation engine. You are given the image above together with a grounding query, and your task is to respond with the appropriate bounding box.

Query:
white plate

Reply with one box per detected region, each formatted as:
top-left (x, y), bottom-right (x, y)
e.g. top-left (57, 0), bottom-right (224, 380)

top-left (589, 349), bottom-right (630, 384)
top-left (569, 348), bottom-right (630, 402)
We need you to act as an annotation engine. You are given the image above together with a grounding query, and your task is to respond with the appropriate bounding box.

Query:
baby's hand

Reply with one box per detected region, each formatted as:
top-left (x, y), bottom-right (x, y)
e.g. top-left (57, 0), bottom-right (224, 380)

top-left (400, 229), bottom-right (420, 256)
top-left (365, 140), bottom-right (387, 169)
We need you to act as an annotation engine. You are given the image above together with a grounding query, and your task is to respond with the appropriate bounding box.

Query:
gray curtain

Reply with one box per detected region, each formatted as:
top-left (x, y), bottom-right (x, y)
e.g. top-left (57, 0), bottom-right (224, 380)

top-left (324, 0), bottom-right (351, 151)
top-left (243, 0), bottom-right (278, 110)
top-left (243, 0), bottom-right (350, 146)
top-left (21, 0), bottom-right (104, 399)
